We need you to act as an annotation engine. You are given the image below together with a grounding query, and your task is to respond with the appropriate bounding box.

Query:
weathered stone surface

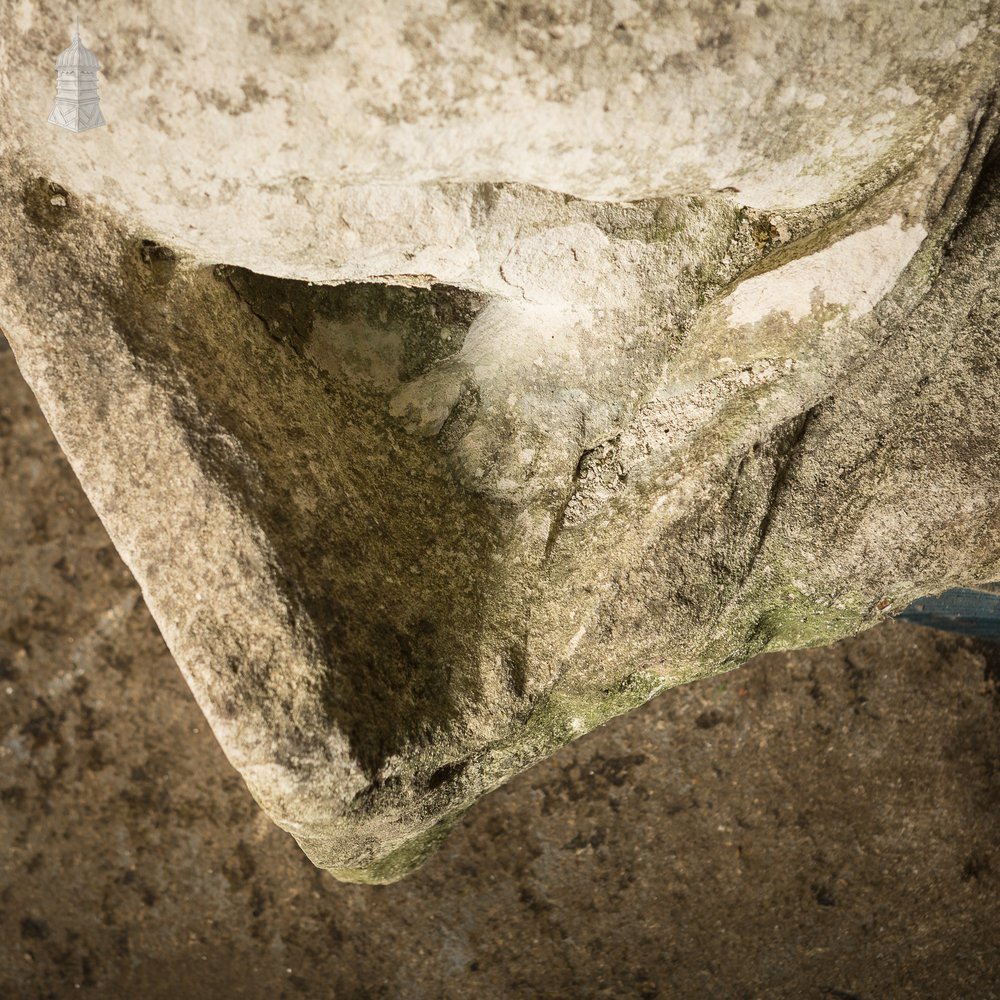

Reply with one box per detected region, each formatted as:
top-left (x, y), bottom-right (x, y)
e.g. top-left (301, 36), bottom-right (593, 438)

top-left (1, 3), bottom-right (1000, 879)
top-left (3, 348), bottom-right (1000, 997)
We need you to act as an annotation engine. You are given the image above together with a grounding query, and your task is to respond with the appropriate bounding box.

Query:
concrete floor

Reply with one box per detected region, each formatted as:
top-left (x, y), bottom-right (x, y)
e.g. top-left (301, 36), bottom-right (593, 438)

top-left (2, 341), bottom-right (999, 999)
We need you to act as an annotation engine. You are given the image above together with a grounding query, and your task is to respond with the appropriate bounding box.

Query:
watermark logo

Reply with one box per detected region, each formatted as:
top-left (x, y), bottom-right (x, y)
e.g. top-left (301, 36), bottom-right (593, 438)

top-left (48, 17), bottom-right (106, 133)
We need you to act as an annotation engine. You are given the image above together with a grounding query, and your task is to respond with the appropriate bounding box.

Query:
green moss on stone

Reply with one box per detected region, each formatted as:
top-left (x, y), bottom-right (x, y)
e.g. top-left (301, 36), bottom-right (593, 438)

top-left (753, 591), bottom-right (870, 652)
top-left (327, 806), bottom-right (470, 884)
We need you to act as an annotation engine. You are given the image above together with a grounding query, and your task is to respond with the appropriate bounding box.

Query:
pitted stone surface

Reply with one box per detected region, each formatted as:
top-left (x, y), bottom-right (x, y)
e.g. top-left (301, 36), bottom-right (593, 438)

top-left (1, 2), bottom-right (1000, 879)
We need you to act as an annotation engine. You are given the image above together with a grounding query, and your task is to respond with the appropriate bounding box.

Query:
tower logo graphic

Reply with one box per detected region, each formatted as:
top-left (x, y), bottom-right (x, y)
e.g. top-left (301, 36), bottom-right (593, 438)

top-left (48, 19), bottom-right (106, 133)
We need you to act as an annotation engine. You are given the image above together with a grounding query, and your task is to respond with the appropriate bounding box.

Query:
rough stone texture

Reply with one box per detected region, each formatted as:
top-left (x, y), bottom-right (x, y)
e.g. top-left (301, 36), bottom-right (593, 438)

top-left (2, 3), bottom-right (1000, 878)
top-left (3, 348), bottom-right (1000, 997)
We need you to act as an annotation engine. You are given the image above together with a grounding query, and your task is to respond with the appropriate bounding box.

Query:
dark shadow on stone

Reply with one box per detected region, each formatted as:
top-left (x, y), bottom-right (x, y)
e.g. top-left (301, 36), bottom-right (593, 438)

top-left (103, 250), bottom-right (514, 780)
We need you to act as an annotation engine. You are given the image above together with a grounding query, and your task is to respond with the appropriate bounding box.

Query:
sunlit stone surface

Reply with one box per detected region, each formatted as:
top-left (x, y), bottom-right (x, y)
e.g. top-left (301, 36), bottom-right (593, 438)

top-left (1, 2), bottom-right (999, 879)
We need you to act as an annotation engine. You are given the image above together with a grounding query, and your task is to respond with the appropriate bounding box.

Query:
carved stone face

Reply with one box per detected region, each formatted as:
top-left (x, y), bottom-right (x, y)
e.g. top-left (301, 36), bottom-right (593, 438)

top-left (2, 4), bottom-right (1000, 880)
